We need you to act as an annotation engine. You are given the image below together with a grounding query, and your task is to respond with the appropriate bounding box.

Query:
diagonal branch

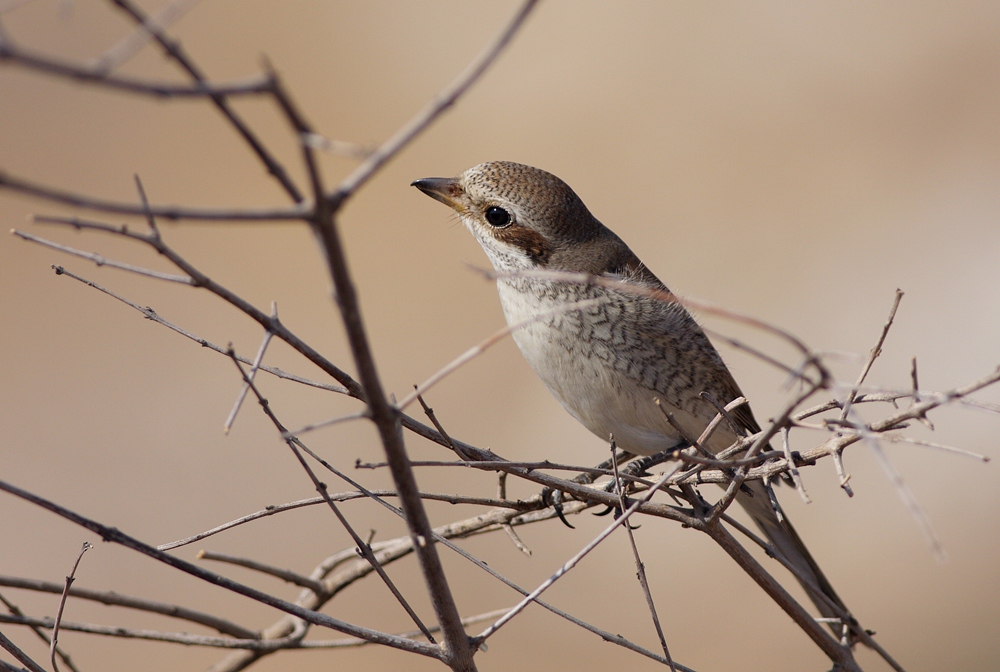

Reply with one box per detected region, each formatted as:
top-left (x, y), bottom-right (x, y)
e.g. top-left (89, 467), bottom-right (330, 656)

top-left (0, 37), bottom-right (274, 97)
top-left (227, 350), bottom-right (438, 645)
top-left (0, 172), bottom-right (309, 220)
top-left (107, 0), bottom-right (304, 201)
top-left (328, 0), bottom-right (540, 208)
top-left (0, 576), bottom-right (256, 639)
top-left (0, 479), bottom-right (444, 660)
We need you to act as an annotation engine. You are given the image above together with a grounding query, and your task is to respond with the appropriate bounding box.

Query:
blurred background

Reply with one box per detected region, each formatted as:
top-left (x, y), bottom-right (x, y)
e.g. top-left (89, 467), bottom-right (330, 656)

top-left (1, 1), bottom-right (999, 670)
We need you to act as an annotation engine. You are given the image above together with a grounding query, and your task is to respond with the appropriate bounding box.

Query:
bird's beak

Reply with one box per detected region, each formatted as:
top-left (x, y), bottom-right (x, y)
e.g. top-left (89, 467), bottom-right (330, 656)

top-left (411, 177), bottom-right (464, 210)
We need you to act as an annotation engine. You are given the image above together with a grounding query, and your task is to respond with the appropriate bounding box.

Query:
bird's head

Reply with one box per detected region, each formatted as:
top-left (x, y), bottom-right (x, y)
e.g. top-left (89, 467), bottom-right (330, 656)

top-left (412, 161), bottom-right (613, 273)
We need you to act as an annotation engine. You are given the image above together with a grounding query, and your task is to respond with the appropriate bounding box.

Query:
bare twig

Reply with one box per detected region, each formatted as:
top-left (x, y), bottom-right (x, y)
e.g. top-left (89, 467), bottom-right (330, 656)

top-left (51, 542), bottom-right (92, 672)
top-left (703, 524), bottom-right (860, 671)
top-left (884, 434), bottom-right (989, 462)
top-left (226, 350), bottom-right (437, 644)
top-left (0, 628), bottom-right (46, 672)
top-left (0, 576), bottom-right (255, 639)
top-left (0, 590), bottom-right (80, 672)
top-left (283, 411), bottom-right (369, 438)
top-left (474, 463), bottom-right (684, 645)
top-left (839, 289), bottom-right (904, 422)
top-left (0, 39), bottom-right (275, 96)
top-left (48, 265), bottom-right (347, 394)
top-left (328, 0), bottom-right (541, 208)
top-left (416, 392), bottom-right (471, 460)
top-left (108, 0), bottom-right (303, 201)
top-left (197, 550), bottom-right (324, 594)
top-left (780, 426), bottom-right (811, 503)
top-left (831, 447), bottom-right (854, 496)
top-left (35, 215), bottom-right (363, 395)
top-left (0, 172), bottom-right (309, 219)
top-left (699, 392), bottom-right (748, 439)
top-left (848, 416), bottom-right (946, 562)
top-left (224, 302), bottom-right (277, 433)
top-left (719, 514), bottom-right (906, 672)
top-left (12, 230), bottom-right (193, 283)
top-left (157, 491), bottom-right (529, 552)
top-left (611, 445), bottom-right (677, 671)
top-left (910, 357), bottom-right (935, 429)
top-left (92, 0), bottom-right (205, 74)
top-left (0, 478), bottom-right (444, 659)
top-left (302, 133), bottom-right (372, 159)
top-left (0, 613), bottom-right (292, 650)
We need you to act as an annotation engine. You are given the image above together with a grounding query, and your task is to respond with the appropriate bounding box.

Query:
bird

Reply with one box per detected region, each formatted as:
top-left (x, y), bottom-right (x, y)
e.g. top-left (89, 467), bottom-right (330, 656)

top-left (412, 160), bottom-right (850, 629)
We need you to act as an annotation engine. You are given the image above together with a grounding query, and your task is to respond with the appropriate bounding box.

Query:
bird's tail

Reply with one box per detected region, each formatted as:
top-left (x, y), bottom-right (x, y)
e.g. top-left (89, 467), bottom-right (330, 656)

top-left (736, 481), bottom-right (854, 635)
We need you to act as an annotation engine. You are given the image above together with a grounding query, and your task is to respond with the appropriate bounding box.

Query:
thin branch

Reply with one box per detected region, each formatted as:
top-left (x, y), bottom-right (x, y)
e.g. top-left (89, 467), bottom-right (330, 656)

top-left (416, 392), bottom-right (468, 460)
top-left (92, 0), bottom-right (205, 74)
top-left (51, 542), bottom-right (92, 672)
top-left (297, 607), bottom-right (512, 648)
top-left (0, 478), bottom-right (444, 659)
top-left (157, 491), bottom-right (529, 552)
top-left (831, 446), bottom-right (854, 496)
top-left (227, 351), bottom-right (437, 645)
top-left (0, 39), bottom-right (275, 97)
top-left (282, 411), bottom-right (369, 438)
top-left (0, 608), bottom-right (509, 652)
top-left (35, 215), bottom-right (364, 395)
top-left (849, 416), bottom-right (946, 561)
top-left (133, 173), bottom-right (160, 240)
top-left (702, 523), bottom-right (860, 671)
top-left (224, 302), bottom-right (277, 433)
top-left (884, 434), bottom-right (989, 462)
top-left (611, 445), bottom-right (677, 672)
top-left (49, 265), bottom-right (347, 394)
top-left (0, 613), bottom-right (289, 650)
top-left (287, 439), bottom-right (698, 670)
top-left (356, 458), bottom-right (661, 487)
top-left (699, 392), bottom-right (748, 440)
top-left (302, 133), bottom-right (372, 160)
top-left (0, 576), bottom-right (256, 640)
top-left (720, 514), bottom-right (906, 672)
top-left (12, 229), bottom-right (194, 283)
top-left (328, 0), bottom-right (541, 208)
top-left (0, 591), bottom-right (79, 672)
top-left (840, 289), bottom-right (904, 422)
top-left (197, 551), bottom-right (323, 595)
top-left (0, 628), bottom-right (46, 672)
top-left (0, 171), bottom-right (309, 220)
top-left (473, 463), bottom-right (684, 644)
top-left (780, 427), bottom-right (811, 503)
top-left (107, 0), bottom-right (304, 201)
top-left (909, 357), bottom-right (934, 429)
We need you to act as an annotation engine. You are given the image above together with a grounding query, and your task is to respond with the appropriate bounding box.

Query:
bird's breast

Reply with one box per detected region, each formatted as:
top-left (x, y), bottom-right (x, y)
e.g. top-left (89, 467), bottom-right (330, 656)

top-left (495, 279), bottom-right (709, 455)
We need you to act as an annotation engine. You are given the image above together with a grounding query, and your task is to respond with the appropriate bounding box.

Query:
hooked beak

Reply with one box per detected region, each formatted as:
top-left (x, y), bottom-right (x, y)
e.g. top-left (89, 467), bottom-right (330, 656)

top-left (411, 177), bottom-right (464, 210)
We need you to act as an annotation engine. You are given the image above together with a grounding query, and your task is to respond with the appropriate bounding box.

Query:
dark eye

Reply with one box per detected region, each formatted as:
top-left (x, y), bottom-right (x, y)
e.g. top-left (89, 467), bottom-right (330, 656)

top-left (484, 206), bottom-right (511, 228)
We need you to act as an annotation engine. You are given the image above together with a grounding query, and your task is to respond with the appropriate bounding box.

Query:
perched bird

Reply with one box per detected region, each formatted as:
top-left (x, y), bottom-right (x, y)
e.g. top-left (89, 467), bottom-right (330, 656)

top-left (412, 161), bottom-right (849, 626)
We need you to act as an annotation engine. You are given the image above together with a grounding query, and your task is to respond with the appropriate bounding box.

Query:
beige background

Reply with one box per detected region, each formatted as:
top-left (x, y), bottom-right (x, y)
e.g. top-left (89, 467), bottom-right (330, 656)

top-left (2, 2), bottom-right (999, 671)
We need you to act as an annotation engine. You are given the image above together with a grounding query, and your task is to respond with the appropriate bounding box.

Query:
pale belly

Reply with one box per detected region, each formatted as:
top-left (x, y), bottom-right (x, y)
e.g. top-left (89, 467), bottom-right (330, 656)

top-left (497, 281), bottom-right (711, 456)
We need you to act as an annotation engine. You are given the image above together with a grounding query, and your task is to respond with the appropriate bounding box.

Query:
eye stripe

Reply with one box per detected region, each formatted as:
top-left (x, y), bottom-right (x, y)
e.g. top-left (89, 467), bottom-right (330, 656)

top-left (494, 224), bottom-right (551, 264)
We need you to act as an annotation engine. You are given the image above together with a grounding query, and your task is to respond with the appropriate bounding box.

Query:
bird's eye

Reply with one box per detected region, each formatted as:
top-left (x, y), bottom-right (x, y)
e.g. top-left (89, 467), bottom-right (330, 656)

top-left (484, 206), bottom-right (511, 228)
